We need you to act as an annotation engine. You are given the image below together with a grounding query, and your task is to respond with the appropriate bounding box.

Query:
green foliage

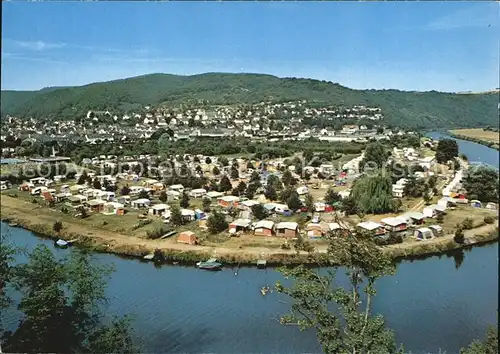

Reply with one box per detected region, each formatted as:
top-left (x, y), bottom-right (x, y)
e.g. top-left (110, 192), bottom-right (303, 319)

top-left (324, 187), bottom-right (341, 206)
top-left (169, 205), bottom-right (183, 226)
top-left (146, 225), bottom-right (172, 240)
top-left (207, 210), bottom-right (228, 234)
top-left (460, 326), bottom-right (498, 354)
top-left (454, 227), bottom-right (465, 244)
top-left (436, 139), bottom-right (459, 163)
top-left (287, 191), bottom-right (302, 212)
top-left (461, 218), bottom-right (474, 230)
top-left (219, 175), bottom-right (232, 192)
top-left (281, 170), bottom-right (295, 187)
top-left (351, 172), bottom-right (397, 214)
top-left (2, 73), bottom-right (497, 129)
top-left (436, 213), bottom-right (444, 224)
top-left (53, 221), bottom-right (63, 233)
top-left (463, 165), bottom-right (499, 203)
top-left (227, 205), bottom-right (239, 219)
top-left (158, 190), bottom-right (168, 203)
top-left (264, 184), bottom-right (278, 201)
top-left (180, 192), bottom-right (190, 208)
top-left (202, 197), bottom-right (212, 212)
top-left (304, 193), bottom-right (314, 214)
top-left (276, 225), bottom-right (402, 354)
top-left (251, 204), bottom-right (268, 220)
top-left (0, 244), bottom-right (138, 353)
top-left (403, 176), bottom-right (427, 198)
top-left (137, 190), bottom-right (149, 200)
top-left (484, 216), bottom-right (495, 224)
top-left (360, 142), bottom-right (389, 171)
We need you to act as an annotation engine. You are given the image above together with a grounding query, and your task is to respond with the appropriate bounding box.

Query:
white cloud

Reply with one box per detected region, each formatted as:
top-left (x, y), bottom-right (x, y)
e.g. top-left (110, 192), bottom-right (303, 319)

top-left (11, 39), bottom-right (66, 51)
top-left (425, 4), bottom-right (499, 31)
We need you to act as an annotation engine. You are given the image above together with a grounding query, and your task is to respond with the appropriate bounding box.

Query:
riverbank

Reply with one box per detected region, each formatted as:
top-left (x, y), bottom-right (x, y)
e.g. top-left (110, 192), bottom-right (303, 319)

top-left (448, 129), bottom-right (500, 151)
top-left (2, 196), bottom-right (498, 266)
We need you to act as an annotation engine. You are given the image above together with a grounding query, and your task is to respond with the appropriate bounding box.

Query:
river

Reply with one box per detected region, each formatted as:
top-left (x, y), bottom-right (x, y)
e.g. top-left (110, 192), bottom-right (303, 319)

top-left (2, 133), bottom-right (498, 353)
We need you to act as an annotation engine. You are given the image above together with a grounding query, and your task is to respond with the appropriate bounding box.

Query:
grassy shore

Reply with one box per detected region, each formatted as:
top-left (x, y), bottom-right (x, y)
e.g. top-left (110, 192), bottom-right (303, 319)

top-left (448, 129), bottom-right (500, 150)
top-left (2, 194), bottom-right (498, 267)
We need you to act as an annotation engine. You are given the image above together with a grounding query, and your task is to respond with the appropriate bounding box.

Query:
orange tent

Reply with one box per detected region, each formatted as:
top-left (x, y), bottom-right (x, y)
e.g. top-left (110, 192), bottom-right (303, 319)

top-left (177, 231), bottom-right (197, 245)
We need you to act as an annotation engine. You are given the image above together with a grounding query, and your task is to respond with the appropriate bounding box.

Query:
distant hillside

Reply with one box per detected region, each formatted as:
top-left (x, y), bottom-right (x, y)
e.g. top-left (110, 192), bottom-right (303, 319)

top-left (1, 72), bottom-right (498, 129)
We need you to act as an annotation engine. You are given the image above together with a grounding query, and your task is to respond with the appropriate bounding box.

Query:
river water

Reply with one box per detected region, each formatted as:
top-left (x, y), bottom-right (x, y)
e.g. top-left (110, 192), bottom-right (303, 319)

top-left (2, 133), bottom-right (498, 354)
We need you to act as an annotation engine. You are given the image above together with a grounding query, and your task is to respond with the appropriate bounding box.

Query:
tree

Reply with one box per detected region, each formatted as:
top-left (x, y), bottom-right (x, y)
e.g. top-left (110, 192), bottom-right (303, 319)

top-left (227, 205), bottom-right (239, 218)
top-left (169, 205), bottom-right (183, 226)
top-left (138, 190), bottom-right (149, 200)
top-left (236, 181), bottom-right (247, 195)
top-left (454, 227), bottom-right (465, 244)
top-left (77, 171), bottom-right (88, 185)
top-left (219, 175), bottom-right (232, 192)
top-left (251, 204), bottom-right (268, 220)
top-left (350, 172), bottom-right (397, 214)
top-left (205, 157), bottom-right (212, 164)
top-left (275, 222), bottom-right (403, 354)
top-left (158, 191), bottom-right (168, 203)
top-left (212, 166), bottom-right (220, 176)
top-left (120, 185), bottom-right (130, 196)
top-left (423, 190), bottom-right (432, 205)
top-left (207, 210), bottom-right (228, 234)
top-left (324, 187), bottom-right (341, 206)
top-left (264, 184), bottom-right (278, 201)
top-left (250, 171), bottom-right (260, 184)
top-left (219, 156), bottom-right (229, 166)
top-left (246, 182), bottom-right (259, 199)
top-left (340, 196), bottom-right (358, 216)
top-left (461, 217), bottom-right (474, 230)
top-left (460, 326), bottom-right (498, 354)
top-left (435, 139), bottom-right (458, 163)
top-left (463, 165), bottom-right (499, 203)
top-left (304, 193), bottom-right (314, 214)
top-left (230, 166), bottom-right (239, 180)
top-left (281, 170), bottom-right (294, 187)
top-left (287, 191), bottom-right (302, 212)
top-left (180, 192), bottom-right (190, 208)
top-left (0, 244), bottom-right (138, 353)
top-left (202, 197), bottom-right (212, 212)
top-left (359, 142), bottom-right (389, 171)
top-left (53, 221), bottom-right (63, 233)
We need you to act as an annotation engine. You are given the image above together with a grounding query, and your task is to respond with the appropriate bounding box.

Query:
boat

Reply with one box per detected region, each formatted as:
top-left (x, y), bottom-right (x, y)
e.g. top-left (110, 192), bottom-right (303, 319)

top-left (8, 222), bottom-right (18, 227)
top-left (198, 261), bottom-right (223, 271)
top-left (143, 253), bottom-right (155, 261)
top-left (196, 257), bottom-right (218, 267)
top-left (257, 259), bottom-right (267, 269)
top-left (55, 239), bottom-right (69, 248)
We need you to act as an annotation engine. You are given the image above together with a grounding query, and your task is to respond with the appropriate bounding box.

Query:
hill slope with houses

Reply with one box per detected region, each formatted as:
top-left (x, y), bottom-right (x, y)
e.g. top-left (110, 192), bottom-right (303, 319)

top-left (1, 72), bottom-right (498, 129)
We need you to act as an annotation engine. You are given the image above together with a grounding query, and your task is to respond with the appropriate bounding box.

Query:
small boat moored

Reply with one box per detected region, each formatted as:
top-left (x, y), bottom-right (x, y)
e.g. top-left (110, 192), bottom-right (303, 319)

top-left (198, 261), bottom-right (223, 271)
top-left (55, 239), bottom-right (69, 248)
top-left (8, 222), bottom-right (18, 227)
top-left (196, 257), bottom-right (218, 267)
top-left (257, 259), bottom-right (267, 269)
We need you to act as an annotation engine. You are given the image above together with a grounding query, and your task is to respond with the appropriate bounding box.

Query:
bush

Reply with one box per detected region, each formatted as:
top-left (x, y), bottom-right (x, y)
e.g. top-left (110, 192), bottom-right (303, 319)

top-left (281, 242), bottom-right (291, 250)
top-left (31, 198), bottom-right (38, 204)
top-left (454, 228), bottom-right (465, 244)
top-left (53, 221), bottom-right (63, 233)
top-left (131, 219), bottom-right (153, 230)
top-left (484, 216), bottom-right (495, 224)
top-left (461, 217), bottom-right (474, 230)
top-left (146, 226), bottom-right (172, 240)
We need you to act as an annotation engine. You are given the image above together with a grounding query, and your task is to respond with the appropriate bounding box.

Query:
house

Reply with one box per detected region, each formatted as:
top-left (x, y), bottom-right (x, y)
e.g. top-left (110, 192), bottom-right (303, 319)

top-left (195, 209), bottom-right (206, 220)
top-left (240, 199), bottom-right (259, 211)
top-left (85, 199), bottom-right (106, 212)
top-left (229, 218), bottom-right (252, 233)
top-left (167, 190), bottom-right (180, 201)
top-left (117, 196), bottom-right (131, 205)
top-left (29, 177), bottom-right (47, 186)
top-left (328, 222), bottom-right (352, 236)
top-left (414, 227), bottom-right (434, 240)
top-left (0, 181), bottom-right (11, 190)
top-left (189, 188), bottom-right (207, 198)
top-left (96, 191), bottom-right (115, 201)
top-left (399, 212), bottom-right (425, 226)
top-left (296, 186), bottom-right (309, 195)
top-left (149, 203), bottom-right (169, 216)
top-left (131, 198), bottom-right (150, 209)
top-left (151, 182), bottom-right (165, 192)
top-left (206, 191), bottom-right (224, 199)
top-left (129, 186), bottom-right (144, 195)
top-left (274, 203), bottom-right (291, 215)
top-left (168, 184), bottom-right (184, 193)
top-left (30, 186), bottom-right (48, 195)
top-left (54, 192), bottom-right (71, 203)
top-left (70, 184), bottom-right (87, 193)
top-left (423, 204), bottom-right (445, 218)
top-left (437, 198), bottom-right (449, 209)
top-left (305, 223), bottom-right (324, 238)
top-left (357, 221), bottom-right (385, 236)
top-left (392, 184), bottom-right (405, 198)
top-left (275, 222), bottom-right (299, 238)
top-left (177, 231), bottom-right (197, 245)
top-left (67, 194), bottom-right (87, 207)
top-left (181, 209), bottom-right (196, 222)
top-left (217, 195), bottom-right (239, 208)
top-left (103, 202), bottom-right (125, 215)
top-left (254, 220), bottom-right (275, 236)
top-left (428, 225), bottom-right (443, 237)
top-left (381, 217), bottom-right (408, 233)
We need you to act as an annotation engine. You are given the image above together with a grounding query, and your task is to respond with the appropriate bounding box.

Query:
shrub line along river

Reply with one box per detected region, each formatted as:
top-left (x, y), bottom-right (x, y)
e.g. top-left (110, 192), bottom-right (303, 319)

top-left (1, 132), bottom-right (498, 353)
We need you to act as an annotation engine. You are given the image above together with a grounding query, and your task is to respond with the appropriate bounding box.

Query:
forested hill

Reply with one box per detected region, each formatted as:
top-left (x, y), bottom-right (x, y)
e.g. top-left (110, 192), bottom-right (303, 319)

top-left (1, 72), bottom-right (498, 129)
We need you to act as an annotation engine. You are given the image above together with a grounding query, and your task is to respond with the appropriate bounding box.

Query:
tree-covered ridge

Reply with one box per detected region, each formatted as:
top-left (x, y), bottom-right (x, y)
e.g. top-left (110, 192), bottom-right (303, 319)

top-left (2, 72), bottom-right (498, 129)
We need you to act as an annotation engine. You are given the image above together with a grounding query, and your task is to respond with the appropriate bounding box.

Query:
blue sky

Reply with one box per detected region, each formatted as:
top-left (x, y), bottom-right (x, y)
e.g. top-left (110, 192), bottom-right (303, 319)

top-left (2, 1), bottom-right (498, 92)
